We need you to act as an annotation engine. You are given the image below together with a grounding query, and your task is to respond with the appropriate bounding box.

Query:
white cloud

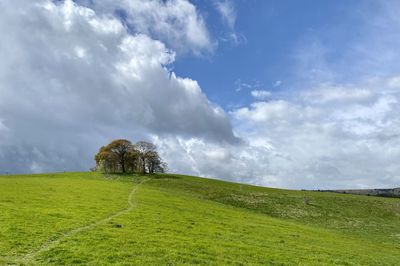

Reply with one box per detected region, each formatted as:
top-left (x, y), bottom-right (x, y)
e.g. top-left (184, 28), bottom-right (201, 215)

top-left (250, 90), bottom-right (272, 100)
top-left (387, 76), bottom-right (400, 89)
top-left (304, 86), bottom-right (374, 104)
top-left (231, 81), bottom-right (400, 189)
top-left (234, 100), bottom-right (298, 122)
top-left (235, 79), bottom-right (262, 92)
top-left (154, 135), bottom-right (275, 186)
top-left (78, 0), bottom-right (214, 55)
top-left (0, 0), bottom-right (237, 174)
top-left (214, 0), bottom-right (243, 44)
top-left (273, 80), bottom-right (282, 87)
top-left (215, 0), bottom-right (236, 30)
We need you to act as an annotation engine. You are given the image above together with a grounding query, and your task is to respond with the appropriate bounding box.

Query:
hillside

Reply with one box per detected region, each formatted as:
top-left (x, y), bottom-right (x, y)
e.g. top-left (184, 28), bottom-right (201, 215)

top-left (1, 172), bottom-right (399, 265)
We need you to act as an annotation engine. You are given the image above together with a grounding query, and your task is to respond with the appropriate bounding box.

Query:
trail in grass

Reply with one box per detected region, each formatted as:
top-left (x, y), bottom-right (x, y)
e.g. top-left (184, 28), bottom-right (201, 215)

top-left (20, 177), bottom-right (148, 264)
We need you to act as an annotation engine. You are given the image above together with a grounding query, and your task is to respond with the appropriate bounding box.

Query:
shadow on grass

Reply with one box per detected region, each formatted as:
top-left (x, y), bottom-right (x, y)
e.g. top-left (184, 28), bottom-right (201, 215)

top-left (146, 173), bottom-right (182, 180)
top-left (100, 173), bottom-right (181, 182)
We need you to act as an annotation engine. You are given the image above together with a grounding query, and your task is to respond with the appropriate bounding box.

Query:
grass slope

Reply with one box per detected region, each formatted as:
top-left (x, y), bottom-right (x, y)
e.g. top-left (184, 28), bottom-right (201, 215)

top-left (0, 172), bottom-right (399, 265)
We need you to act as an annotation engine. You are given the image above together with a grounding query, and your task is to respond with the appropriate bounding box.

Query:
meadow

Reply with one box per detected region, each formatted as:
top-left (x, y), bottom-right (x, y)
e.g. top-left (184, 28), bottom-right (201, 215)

top-left (0, 172), bottom-right (399, 265)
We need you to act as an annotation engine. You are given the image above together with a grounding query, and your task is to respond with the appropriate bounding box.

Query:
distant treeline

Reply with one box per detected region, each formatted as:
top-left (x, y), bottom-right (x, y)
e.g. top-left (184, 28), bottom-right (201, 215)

top-left (315, 188), bottom-right (400, 198)
top-left (94, 139), bottom-right (167, 174)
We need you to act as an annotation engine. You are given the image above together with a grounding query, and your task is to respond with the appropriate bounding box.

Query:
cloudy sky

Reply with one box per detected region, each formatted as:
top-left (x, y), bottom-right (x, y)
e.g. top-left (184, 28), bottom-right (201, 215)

top-left (1, 0), bottom-right (400, 189)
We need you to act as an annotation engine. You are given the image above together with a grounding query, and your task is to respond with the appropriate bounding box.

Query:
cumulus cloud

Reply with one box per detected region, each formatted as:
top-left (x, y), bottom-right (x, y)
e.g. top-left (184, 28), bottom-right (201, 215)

top-left (232, 80), bottom-right (400, 189)
top-left (149, 76), bottom-right (400, 189)
top-left (77, 0), bottom-right (214, 55)
top-left (154, 136), bottom-right (275, 186)
top-left (0, 0), bottom-right (237, 174)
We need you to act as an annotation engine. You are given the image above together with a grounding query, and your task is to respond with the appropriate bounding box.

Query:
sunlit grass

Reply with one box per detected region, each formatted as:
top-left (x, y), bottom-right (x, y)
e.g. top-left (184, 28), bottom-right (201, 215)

top-left (0, 172), bottom-right (399, 265)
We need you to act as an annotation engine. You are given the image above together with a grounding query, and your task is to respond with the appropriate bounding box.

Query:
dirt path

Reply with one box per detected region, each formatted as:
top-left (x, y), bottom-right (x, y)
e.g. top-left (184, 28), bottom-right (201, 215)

top-left (19, 177), bottom-right (148, 264)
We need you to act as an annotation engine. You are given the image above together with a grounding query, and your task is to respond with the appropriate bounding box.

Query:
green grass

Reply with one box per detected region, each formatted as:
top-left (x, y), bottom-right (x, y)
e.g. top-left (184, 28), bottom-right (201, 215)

top-left (0, 172), bottom-right (399, 265)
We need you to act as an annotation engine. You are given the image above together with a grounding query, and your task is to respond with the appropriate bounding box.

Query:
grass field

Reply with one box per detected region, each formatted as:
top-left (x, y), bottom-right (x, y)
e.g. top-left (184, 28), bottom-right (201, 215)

top-left (0, 172), bottom-right (399, 265)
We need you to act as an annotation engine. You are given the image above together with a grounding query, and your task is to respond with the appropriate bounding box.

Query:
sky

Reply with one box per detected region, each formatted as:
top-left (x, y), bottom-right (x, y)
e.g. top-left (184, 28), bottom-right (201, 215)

top-left (1, 0), bottom-right (400, 189)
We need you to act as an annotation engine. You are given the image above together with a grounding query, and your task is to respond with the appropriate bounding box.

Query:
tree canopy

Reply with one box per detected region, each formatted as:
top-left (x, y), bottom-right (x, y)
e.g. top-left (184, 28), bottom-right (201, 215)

top-left (94, 139), bottom-right (166, 174)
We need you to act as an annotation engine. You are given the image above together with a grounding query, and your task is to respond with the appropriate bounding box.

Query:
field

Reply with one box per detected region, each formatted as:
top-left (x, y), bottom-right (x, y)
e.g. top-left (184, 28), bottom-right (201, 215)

top-left (1, 172), bottom-right (399, 265)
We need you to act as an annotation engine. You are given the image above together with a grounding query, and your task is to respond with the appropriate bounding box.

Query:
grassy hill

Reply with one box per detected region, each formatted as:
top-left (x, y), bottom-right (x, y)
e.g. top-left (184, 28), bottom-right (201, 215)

top-left (1, 172), bottom-right (399, 265)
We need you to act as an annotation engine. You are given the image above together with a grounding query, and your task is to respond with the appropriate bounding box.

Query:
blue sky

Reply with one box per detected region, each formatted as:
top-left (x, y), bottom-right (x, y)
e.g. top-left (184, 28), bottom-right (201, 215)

top-left (174, 0), bottom-right (374, 108)
top-left (2, 0), bottom-right (400, 189)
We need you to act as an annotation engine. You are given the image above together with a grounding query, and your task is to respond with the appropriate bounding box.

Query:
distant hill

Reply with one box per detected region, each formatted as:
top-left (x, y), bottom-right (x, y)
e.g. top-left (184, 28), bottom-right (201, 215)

top-left (1, 172), bottom-right (399, 265)
top-left (321, 187), bottom-right (400, 198)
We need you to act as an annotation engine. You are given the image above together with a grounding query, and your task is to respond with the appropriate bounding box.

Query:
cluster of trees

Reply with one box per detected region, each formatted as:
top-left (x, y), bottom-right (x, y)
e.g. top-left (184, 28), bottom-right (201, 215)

top-left (94, 139), bottom-right (167, 174)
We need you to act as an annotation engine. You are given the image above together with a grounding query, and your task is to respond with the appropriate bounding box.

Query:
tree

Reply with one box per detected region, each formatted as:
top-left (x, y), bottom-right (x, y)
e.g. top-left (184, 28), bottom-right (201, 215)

top-left (135, 141), bottom-right (156, 174)
top-left (94, 146), bottom-right (117, 173)
top-left (94, 139), bottom-right (133, 173)
top-left (147, 151), bottom-right (161, 173)
top-left (94, 139), bottom-right (166, 174)
top-left (125, 148), bottom-right (140, 173)
top-left (107, 139), bottom-right (133, 173)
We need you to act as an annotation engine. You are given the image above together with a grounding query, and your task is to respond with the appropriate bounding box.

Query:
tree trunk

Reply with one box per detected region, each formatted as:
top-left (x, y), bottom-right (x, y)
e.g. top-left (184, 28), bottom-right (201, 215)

top-left (121, 161), bottom-right (126, 173)
top-left (141, 158), bottom-right (146, 174)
